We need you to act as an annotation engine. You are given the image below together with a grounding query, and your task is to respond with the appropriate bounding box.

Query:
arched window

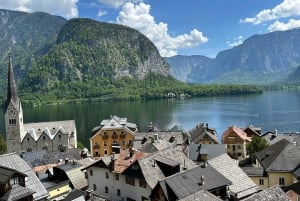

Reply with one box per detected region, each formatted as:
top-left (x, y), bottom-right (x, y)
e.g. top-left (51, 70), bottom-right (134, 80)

top-left (58, 145), bottom-right (64, 152)
top-left (27, 148), bottom-right (32, 152)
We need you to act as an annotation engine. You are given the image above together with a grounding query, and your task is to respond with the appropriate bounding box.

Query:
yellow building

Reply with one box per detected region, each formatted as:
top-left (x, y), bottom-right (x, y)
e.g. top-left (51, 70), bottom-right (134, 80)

top-left (222, 125), bottom-right (251, 159)
top-left (244, 139), bottom-right (300, 190)
top-left (90, 115), bottom-right (137, 157)
top-left (47, 181), bottom-right (70, 200)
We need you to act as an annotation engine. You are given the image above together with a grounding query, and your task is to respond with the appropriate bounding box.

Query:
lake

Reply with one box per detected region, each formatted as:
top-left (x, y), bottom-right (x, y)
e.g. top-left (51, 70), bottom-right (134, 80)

top-left (0, 89), bottom-right (299, 147)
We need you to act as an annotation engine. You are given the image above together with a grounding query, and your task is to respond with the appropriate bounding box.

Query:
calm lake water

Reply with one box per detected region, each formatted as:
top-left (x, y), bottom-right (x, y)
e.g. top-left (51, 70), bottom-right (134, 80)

top-left (1, 90), bottom-right (300, 147)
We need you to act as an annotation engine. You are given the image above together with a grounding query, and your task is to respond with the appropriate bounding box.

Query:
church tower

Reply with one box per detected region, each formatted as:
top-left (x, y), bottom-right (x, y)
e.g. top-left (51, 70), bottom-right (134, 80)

top-left (4, 53), bottom-right (25, 153)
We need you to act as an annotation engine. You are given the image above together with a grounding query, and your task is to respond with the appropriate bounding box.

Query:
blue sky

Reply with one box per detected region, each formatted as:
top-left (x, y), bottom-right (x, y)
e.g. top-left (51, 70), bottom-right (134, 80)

top-left (1, 0), bottom-right (300, 58)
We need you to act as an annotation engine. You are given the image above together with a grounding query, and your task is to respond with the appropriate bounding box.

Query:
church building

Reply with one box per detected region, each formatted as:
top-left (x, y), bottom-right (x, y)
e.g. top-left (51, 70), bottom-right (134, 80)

top-left (4, 53), bottom-right (77, 153)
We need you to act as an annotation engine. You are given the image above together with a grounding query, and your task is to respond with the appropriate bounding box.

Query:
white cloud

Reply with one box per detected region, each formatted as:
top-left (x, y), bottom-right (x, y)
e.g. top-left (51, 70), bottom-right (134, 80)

top-left (226, 36), bottom-right (244, 47)
top-left (116, 2), bottom-right (208, 57)
top-left (0, 0), bottom-right (78, 18)
top-left (240, 0), bottom-right (300, 25)
top-left (268, 19), bottom-right (300, 31)
top-left (97, 0), bottom-right (142, 9)
top-left (97, 9), bottom-right (107, 17)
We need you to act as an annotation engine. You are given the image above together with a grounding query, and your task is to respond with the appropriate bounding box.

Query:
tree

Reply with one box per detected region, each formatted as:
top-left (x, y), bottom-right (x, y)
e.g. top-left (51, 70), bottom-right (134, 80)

top-left (247, 136), bottom-right (269, 163)
top-left (0, 134), bottom-right (7, 155)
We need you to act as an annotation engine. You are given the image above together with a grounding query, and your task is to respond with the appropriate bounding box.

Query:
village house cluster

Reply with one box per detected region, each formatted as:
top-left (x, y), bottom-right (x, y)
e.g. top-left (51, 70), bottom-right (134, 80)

top-left (1, 55), bottom-right (300, 201)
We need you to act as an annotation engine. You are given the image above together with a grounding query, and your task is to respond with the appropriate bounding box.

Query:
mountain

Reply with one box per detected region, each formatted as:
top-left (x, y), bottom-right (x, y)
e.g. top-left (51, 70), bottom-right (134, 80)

top-left (166, 28), bottom-right (300, 85)
top-left (0, 10), bottom-right (170, 101)
top-left (0, 9), bottom-right (66, 97)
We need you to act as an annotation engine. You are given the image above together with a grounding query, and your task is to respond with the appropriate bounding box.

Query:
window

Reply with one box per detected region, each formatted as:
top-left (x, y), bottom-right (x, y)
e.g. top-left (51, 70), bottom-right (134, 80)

top-left (238, 145), bottom-right (241, 149)
top-left (279, 177), bottom-right (285, 185)
top-left (227, 145), bottom-right (230, 149)
top-left (117, 189), bottom-right (121, 196)
top-left (105, 186), bottom-right (108, 193)
top-left (139, 178), bottom-right (147, 188)
top-left (126, 175), bottom-right (135, 186)
top-left (27, 148), bottom-right (32, 152)
top-left (93, 184), bottom-right (97, 190)
top-left (27, 137), bottom-right (30, 141)
top-left (113, 140), bottom-right (117, 145)
top-left (90, 169), bottom-right (93, 176)
top-left (259, 178), bottom-right (264, 185)
top-left (116, 174), bottom-right (119, 180)
top-left (104, 141), bottom-right (107, 146)
top-left (104, 149), bottom-right (108, 155)
top-left (105, 172), bottom-right (109, 179)
top-left (122, 140), bottom-right (125, 145)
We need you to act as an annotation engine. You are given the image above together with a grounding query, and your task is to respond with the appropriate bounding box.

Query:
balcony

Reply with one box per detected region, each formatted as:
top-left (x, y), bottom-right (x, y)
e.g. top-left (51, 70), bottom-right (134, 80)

top-left (120, 132), bottom-right (127, 138)
top-left (112, 133), bottom-right (118, 139)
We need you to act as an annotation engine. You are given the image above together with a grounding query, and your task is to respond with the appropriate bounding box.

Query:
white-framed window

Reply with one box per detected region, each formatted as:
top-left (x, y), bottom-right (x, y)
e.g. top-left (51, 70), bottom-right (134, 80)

top-left (259, 178), bottom-right (264, 185)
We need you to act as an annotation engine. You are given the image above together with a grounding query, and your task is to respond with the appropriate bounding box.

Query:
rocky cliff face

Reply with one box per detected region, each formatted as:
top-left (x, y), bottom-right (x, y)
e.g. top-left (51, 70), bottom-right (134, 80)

top-left (167, 28), bottom-right (300, 85)
top-left (0, 10), bottom-right (170, 98)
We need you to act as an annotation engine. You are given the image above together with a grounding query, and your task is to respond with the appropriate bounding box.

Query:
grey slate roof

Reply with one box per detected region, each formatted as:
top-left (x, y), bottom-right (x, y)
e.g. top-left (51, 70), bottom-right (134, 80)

top-left (255, 139), bottom-right (300, 172)
top-left (0, 153), bottom-right (48, 200)
top-left (241, 166), bottom-right (265, 176)
top-left (20, 148), bottom-right (82, 168)
top-left (242, 185), bottom-right (291, 201)
top-left (138, 147), bottom-right (197, 189)
top-left (187, 123), bottom-right (219, 144)
top-left (134, 132), bottom-right (184, 150)
top-left (157, 163), bottom-right (231, 200)
top-left (54, 162), bottom-right (88, 190)
top-left (0, 184), bottom-right (35, 201)
top-left (188, 144), bottom-right (225, 161)
top-left (0, 165), bottom-right (27, 184)
top-left (209, 153), bottom-right (258, 199)
top-left (178, 190), bottom-right (223, 201)
top-left (23, 120), bottom-right (76, 144)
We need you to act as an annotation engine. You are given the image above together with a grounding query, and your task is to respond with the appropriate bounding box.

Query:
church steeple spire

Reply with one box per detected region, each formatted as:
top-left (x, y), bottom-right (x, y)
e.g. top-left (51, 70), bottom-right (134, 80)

top-left (5, 52), bottom-right (20, 112)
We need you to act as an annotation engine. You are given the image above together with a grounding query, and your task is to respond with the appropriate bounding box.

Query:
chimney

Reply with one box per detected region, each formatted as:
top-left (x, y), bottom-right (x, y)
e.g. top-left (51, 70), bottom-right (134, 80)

top-left (154, 133), bottom-right (158, 141)
top-left (129, 147), bottom-right (135, 157)
top-left (199, 175), bottom-right (205, 185)
top-left (274, 129), bottom-right (278, 136)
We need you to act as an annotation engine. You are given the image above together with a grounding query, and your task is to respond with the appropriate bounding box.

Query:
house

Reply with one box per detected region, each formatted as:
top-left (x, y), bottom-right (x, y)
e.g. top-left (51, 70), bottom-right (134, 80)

top-left (84, 147), bottom-right (196, 201)
top-left (90, 115), bottom-right (137, 157)
top-left (0, 165), bottom-right (35, 201)
top-left (222, 125), bottom-right (252, 159)
top-left (133, 131), bottom-right (184, 153)
top-left (242, 185), bottom-right (291, 201)
top-left (4, 54), bottom-right (77, 153)
top-left (0, 153), bottom-right (48, 200)
top-left (243, 125), bottom-right (262, 138)
top-left (150, 163), bottom-right (232, 200)
top-left (209, 153), bottom-right (258, 200)
top-left (186, 123), bottom-right (219, 144)
top-left (187, 144), bottom-right (225, 163)
top-left (251, 139), bottom-right (300, 189)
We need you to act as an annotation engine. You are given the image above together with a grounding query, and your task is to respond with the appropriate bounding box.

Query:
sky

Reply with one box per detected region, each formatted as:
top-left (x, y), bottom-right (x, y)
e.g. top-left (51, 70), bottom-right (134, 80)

top-left (1, 0), bottom-right (300, 58)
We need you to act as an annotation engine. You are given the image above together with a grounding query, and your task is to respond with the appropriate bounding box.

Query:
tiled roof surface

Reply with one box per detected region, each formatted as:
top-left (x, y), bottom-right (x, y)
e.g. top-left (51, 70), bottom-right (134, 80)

top-left (161, 164), bottom-right (231, 199)
top-left (138, 147), bottom-right (197, 189)
top-left (1, 184), bottom-right (35, 201)
top-left (241, 166), bottom-right (264, 176)
top-left (188, 123), bottom-right (219, 144)
top-left (134, 132), bottom-right (184, 151)
top-left (55, 162), bottom-right (88, 190)
top-left (0, 153), bottom-right (48, 200)
top-left (255, 139), bottom-right (291, 170)
top-left (178, 189), bottom-right (223, 201)
top-left (113, 150), bottom-right (147, 174)
top-left (209, 153), bottom-right (258, 199)
top-left (243, 185), bottom-right (291, 201)
top-left (188, 144), bottom-right (225, 161)
top-left (222, 125), bottom-right (251, 142)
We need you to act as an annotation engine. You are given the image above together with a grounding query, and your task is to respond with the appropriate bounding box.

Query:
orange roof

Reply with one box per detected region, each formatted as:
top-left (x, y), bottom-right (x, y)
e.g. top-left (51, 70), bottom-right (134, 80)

top-left (113, 149), bottom-right (147, 173)
top-left (222, 125), bottom-right (251, 142)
